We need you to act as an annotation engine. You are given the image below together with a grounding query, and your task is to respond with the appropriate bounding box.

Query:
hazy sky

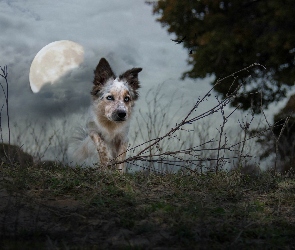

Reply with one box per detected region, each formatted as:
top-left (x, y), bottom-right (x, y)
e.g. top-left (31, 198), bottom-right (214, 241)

top-left (0, 0), bottom-right (286, 164)
top-left (0, 0), bottom-right (207, 121)
top-left (0, 0), bottom-right (200, 160)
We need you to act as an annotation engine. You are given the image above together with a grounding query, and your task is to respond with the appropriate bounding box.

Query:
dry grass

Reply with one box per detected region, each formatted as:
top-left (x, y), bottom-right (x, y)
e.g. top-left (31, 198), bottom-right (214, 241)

top-left (1, 64), bottom-right (295, 249)
top-left (1, 163), bottom-right (295, 249)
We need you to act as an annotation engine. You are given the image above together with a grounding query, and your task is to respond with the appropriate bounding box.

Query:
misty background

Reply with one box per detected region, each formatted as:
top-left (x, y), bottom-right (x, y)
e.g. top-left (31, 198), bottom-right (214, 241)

top-left (0, 0), bottom-right (293, 169)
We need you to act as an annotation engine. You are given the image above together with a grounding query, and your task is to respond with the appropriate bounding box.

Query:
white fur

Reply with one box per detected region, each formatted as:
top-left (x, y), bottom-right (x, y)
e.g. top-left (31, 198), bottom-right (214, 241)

top-left (90, 106), bottom-right (130, 142)
top-left (70, 104), bottom-right (131, 167)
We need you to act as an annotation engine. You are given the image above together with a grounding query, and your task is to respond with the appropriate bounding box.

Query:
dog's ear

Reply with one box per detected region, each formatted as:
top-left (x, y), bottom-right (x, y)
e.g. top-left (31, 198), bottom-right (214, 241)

top-left (119, 68), bottom-right (142, 99)
top-left (93, 58), bottom-right (115, 85)
top-left (120, 68), bottom-right (142, 83)
top-left (92, 58), bottom-right (115, 96)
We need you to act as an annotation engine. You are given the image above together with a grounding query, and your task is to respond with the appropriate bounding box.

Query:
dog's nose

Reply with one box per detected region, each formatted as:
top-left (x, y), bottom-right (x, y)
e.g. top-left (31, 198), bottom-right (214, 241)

top-left (117, 111), bottom-right (126, 119)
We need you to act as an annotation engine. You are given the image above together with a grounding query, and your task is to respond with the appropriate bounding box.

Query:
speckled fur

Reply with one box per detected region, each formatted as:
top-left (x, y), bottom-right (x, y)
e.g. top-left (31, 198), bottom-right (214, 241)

top-left (75, 58), bottom-right (142, 173)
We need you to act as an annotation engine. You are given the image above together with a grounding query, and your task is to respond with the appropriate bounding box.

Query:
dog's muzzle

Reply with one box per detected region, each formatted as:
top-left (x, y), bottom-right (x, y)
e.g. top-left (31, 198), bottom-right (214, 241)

top-left (112, 109), bottom-right (127, 121)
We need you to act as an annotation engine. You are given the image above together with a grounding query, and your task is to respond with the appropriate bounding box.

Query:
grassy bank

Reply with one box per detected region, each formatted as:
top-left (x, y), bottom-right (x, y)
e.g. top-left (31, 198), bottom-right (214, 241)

top-left (0, 163), bottom-right (295, 249)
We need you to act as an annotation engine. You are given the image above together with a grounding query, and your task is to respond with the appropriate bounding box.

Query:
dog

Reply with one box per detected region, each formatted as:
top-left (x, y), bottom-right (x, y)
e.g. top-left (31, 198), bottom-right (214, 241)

top-left (72, 58), bottom-right (142, 173)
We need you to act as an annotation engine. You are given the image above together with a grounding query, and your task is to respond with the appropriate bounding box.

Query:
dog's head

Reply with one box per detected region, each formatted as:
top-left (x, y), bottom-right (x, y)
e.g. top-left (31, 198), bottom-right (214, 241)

top-left (91, 58), bottom-right (142, 122)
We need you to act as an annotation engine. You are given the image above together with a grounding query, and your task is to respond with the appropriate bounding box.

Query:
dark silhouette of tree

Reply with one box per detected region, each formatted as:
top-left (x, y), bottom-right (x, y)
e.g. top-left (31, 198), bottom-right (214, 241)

top-left (252, 94), bottom-right (295, 171)
top-left (149, 0), bottom-right (295, 112)
top-left (273, 95), bottom-right (295, 168)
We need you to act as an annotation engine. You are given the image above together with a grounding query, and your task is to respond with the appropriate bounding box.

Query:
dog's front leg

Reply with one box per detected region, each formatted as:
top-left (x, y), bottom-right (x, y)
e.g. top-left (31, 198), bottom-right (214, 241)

top-left (116, 143), bottom-right (127, 173)
top-left (90, 132), bottom-right (111, 168)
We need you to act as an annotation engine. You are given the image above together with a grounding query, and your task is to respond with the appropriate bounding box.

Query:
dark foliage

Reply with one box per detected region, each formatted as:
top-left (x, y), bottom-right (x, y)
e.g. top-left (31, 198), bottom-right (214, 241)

top-left (149, 0), bottom-right (295, 112)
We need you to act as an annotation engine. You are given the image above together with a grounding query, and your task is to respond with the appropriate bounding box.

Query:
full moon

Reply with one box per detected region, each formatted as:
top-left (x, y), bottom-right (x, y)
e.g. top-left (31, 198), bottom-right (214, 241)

top-left (29, 40), bottom-right (84, 93)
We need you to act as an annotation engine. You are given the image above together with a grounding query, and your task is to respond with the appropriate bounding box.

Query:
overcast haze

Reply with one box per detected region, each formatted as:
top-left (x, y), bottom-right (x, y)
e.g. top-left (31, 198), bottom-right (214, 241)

top-left (0, 0), bottom-right (212, 161)
top-left (0, 0), bottom-right (286, 165)
top-left (0, 0), bottom-right (211, 118)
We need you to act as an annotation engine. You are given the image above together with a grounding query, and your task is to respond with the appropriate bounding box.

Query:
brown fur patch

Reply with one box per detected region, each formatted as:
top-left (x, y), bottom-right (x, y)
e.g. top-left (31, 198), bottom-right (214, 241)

top-left (95, 96), bottom-right (133, 130)
top-left (90, 132), bottom-right (110, 166)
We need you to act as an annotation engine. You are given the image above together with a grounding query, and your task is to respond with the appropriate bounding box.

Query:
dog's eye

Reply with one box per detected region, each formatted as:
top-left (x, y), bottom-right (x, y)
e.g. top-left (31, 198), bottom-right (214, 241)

top-left (124, 97), bottom-right (130, 102)
top-left (106, 95), bottom-right (114, 101)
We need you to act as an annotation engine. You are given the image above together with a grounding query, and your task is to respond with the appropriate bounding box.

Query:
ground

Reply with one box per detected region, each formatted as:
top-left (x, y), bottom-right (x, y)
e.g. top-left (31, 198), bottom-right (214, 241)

top-left (1, 163), bottom-right (295, 249)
